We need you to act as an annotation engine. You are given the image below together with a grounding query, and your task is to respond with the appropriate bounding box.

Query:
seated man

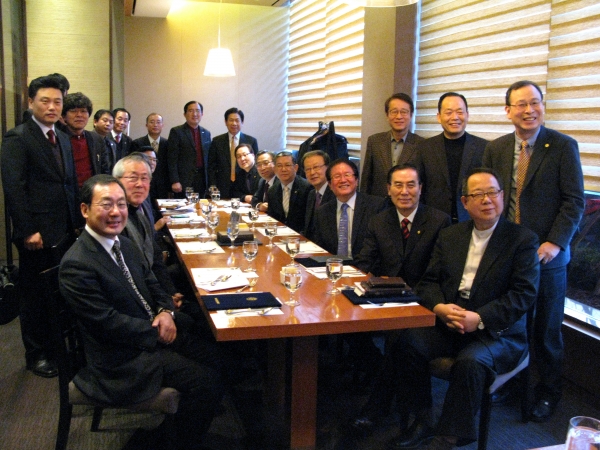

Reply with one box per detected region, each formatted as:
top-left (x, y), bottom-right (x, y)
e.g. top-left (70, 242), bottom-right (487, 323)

top-left (359, 168), bottom-right (539, 450)
top-left (251, 150), bottom-right (277, 212)
top-left (59, 175), bottom-right (224, 449)
top-left (301, 150), bottom-right (334, 241)
top-left (231, 143), bottom-right (260, 204)
top-left (267, 151), bottom-right (311, 233)
top-left (354, 164), bottom-right (451, 288)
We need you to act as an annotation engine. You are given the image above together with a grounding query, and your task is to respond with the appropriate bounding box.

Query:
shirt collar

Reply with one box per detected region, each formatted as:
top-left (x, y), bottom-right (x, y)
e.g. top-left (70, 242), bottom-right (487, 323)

top-left (85, 224), bottom-right (118, 256)
top-left (337, 192), bottom-right (357, 210)
top-left (32, 116), bottom-right (55, 137)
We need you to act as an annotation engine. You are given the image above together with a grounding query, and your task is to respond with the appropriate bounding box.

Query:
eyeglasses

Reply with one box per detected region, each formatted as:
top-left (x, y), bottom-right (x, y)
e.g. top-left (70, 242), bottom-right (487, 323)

top-left (331, 172), bottom-right (356, 182)
top-left (275, 163), bottom-right (294, 169)
top-left (388, 109), bottom-right (411, 117)
top-left (256, 161), bottom-right (273, 167)
top-left (236, 152), bottom-right (252, 160)
top-left (122, 175), bottom-right (151, 184)
top-left (465, 189), bottom-right (502, 201)
top-left (94, 201), bottom-right (128, 211)
top-left (509, 100), bottom-right (542, 111)
top-left (304, 164), bottom-right (326, 173)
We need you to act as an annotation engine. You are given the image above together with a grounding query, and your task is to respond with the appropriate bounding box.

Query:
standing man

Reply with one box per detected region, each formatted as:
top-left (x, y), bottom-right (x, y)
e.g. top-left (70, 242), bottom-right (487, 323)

top-left (1, 75), bottom-right (82, 377)
top-left (267, 151), bottom-right (311, 233)
top-left (168, 101), bottom-right (211, 198)
top-left (92, 109), bottom-right (118, 173)
top-left (301, 150), bottom-right (334, 240)
top-left (314, 159), bottom-right (386, 259)
top-left (251, 150), bottom-right (277, 212)
top-left (110, 108), bottom-right (133, 164)
top-left (483, 80), bottom-right (584, 422)
top-left (355, 164), bottom-right (451, 287)
top-left (411, 92), bottom-right (488, 223)
top-left (231, 144), bottom-right (260, 204)
top-left (62, 92), bottom-right (109, 187)
top-left (360, 93), bottom-right (424, 198)
top-left (59, 175), bottom-right (223, 448)
top-left (208, 107), bottom-right (259, 198)
top-left (376, 169), bottom-right (540, 450)
top-left (132, 113), bottom-right (169, 198)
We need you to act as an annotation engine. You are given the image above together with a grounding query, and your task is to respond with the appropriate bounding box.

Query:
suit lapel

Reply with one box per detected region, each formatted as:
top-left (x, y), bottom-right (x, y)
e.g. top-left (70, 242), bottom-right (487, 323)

top-left (470, 219), bottom-right (507, 299)
top-left (449, 222), bottom-right (473, 292)
top-left (404, 205), bottom-right (426, 256)
top-left (351, 194), bottom-right (365, 247)
top-left (29, 121), bottom-right (63, 178)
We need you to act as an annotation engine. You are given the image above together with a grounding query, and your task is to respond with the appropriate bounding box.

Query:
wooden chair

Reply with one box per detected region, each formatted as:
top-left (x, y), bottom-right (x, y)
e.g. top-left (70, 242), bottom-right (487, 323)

top-left (41, 265), bottom-right (181, 450)
top-left (428, 309), bottom-right (533, 450)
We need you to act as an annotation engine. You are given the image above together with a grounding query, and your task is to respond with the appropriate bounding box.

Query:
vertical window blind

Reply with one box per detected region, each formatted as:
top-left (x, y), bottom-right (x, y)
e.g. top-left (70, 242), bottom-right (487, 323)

top-left (286, 0), bottom-right (365, 156)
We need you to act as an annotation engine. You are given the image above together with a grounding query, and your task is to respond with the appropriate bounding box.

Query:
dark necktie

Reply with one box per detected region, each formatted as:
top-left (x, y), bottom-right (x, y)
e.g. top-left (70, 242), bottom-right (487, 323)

top-left (337, 203), bottom-right (349, 256)
top-left (246, 171), bottom-right (252, 192)
top-left (262, 181), bottom-right (270, 202)
top-left (315, 192), bottom-right (322, 210)
top-left (47, 130), bottom-right (63, 175)
top-left (401, 218), bottom-right (411, 241)
top-left (112, 240), bottom-right (154, 320)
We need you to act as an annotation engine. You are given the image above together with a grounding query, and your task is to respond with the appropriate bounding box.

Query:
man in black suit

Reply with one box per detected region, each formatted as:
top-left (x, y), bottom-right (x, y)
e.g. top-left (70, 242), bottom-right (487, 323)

top-left (376, 169), bottom-right (540, 450)
top-left (62, 92), bottom-right (110, 187)
top-left (168, 101), bottom-right (211, 198)
top-left (483, 80), bottom-right (584, 422)
top-left (251, 150), bottom-right (277, 212)
top-left (355, 164), bottom-right (451, 287)
top-left (59, 175), bottom-right (223, 449)
top-left (301, 150), bottom-right (334, 240)
top-left (92, 109), bottom-right (118, 173)
top-left (1, 75), bottom-right (82, 377)
top-left (360, 93), bottom-right (424, 198)
top-left (208, 107), bottom-right (259, 198)
top-left (313, 159), bottom-right (386, 258)
top-left (267, 151), bottom-right (311, 233)
top-left (231, 143), bottom-right (260, 203)
top-left (411, 92), bottom-right (488, 223)
top-left (109, 107), bottom-right (133, 163)
top-left (132, 113), bottom-right (169, 199)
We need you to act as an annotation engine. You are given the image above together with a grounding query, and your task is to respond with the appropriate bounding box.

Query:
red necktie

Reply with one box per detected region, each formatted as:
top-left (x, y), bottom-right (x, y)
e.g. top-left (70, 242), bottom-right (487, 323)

top-left (401, 218), bottom-right (410, 240)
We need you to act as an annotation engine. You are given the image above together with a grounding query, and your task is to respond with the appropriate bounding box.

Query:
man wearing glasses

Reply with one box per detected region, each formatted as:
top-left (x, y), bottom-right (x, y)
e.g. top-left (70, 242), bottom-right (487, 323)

top-left (360, 93), bottom-right (424, 198)
top-left (411, 92), bottom-right (488, 223)
top-left (267, 151), bottom-right (311, 233)
top-left (251, 150), bottom-right (278, 212)
top-left (231, 143), bottom-right (260, 204)
top-left (483, 80), bottom-right (584, 422)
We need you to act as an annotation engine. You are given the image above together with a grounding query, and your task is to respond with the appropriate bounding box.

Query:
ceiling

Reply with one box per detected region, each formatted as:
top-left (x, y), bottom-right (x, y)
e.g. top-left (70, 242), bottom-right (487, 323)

top-left (127, 0), bottom-right (290, 18)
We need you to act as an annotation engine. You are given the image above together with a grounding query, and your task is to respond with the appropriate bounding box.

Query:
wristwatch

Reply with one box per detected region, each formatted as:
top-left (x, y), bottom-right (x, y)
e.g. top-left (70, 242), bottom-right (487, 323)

top-left (158, 308), bottom-right (175, 320)
top-left (477, 314), bottom-right (485, 330)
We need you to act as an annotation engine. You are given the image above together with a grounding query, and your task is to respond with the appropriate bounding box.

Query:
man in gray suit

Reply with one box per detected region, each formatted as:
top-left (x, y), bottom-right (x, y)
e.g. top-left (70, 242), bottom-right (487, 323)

top-left (411, 92), bottom-right (488, 223)
top-left (360, 93), bottom-right (424, 198)
top-left (483, 80), bottom-right (584, 422)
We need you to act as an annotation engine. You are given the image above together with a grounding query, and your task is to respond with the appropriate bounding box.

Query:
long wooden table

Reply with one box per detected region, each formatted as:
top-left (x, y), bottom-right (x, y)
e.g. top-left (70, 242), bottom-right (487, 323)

top-left (170, 208), bottom-right (435, 450)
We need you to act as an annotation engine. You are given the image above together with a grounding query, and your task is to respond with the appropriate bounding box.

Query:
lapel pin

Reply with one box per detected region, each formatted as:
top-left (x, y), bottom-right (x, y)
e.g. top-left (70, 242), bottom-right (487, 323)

top-left (545, 144), bottom-right (549, 148)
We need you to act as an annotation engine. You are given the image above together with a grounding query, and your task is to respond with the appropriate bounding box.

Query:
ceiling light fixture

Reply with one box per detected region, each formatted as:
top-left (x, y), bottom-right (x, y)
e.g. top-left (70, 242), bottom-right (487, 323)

top-left (204, 0), bottom-right (236, 77)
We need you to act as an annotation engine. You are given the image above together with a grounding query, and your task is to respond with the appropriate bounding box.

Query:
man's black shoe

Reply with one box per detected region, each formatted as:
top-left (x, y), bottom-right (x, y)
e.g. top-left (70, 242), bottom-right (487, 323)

top-left (349, 415), bottom-right (377, 436)
top-left (387, 420), bottom-right (435, 449)
top-left (26, 357), bottom-right (58, 378)
top-left (530, 397), bottom-right (558, 423)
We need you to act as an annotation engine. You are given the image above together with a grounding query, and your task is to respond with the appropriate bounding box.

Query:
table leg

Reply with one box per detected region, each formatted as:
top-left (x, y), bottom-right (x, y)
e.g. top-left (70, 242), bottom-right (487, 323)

top-left (290, 335), bottom-right (318, 450)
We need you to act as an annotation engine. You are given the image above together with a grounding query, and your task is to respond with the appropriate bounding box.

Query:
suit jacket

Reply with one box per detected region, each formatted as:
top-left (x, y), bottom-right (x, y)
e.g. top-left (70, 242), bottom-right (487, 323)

top-left (207, 132), bottom-right (259, 198)
top-left (167, 123), bottom-right (211, 194)
top-left (303, 186), bottom-right (336, 241)
top-left (1, 119), bottom-right (82, 245)
top-left (482, 126), bottom-right (584, 268)
top-left (313, 192), bottom-right (386, 258)
top-left (267, 176), bottom-right (312, 233)
top-left (107, 132), bottom-right (133, 167)
top-left (81, 130), bottom-right (110, 177)
top-left (132, 135), bottom-right (170, 199)
top-left (250, 176), bottom-right (277, 207)
top-left (360, 130), bottom-right (425, 197)
top-left (411, 132), bottom-right (488, 222)
top-left (231, 165), bottom-right (260, 201)
top-left (354, 204), bottom-right (451, 287)
top-left (59, 230), bottom-right (174, 405)
top-left (415, 217), bottom-right (539, 373)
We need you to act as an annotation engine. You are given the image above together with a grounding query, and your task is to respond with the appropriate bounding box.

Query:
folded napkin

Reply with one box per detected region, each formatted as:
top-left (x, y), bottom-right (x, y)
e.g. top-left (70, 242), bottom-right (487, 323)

top-left (177, 241), bottom-right (224, 254)
top-left (201, 292), bottom-right (282, 311)
top-left (275, 241), bottom-right (327, 254)
top-left (306, 266), bottom-right (364, 279)
top-left (171, 228), bottom-right (209, 238)
top-left (192, 268), bottom-right (248, 291)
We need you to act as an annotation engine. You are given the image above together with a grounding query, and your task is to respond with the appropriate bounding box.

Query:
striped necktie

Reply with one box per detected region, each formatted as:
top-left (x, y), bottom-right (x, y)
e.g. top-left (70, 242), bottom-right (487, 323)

top-left (515, 140), bottom-right (531, 224)
top-left (337, 203), bottom-right (349, 256)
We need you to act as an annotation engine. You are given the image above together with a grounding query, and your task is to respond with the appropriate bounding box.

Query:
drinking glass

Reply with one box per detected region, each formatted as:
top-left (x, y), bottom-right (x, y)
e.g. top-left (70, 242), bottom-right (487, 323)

top-left (207, 211), bottom-right (220, 240)
top-left (242, 241), bottom-right (258, 272)
top-left (211, 189), bottom-right (221, 202)
top-left (565, 416), bottom-right (600, 450)
top-left (226, 221), bottom-right (239, 248)
top-left (200, 201), bottom-right (212, 219)
top-left (185, 186), bottom-right (194, 202)
top-left (283, 268), bottom-right (302, 307)
top-left (265, 222), bottom-right (277, 247)
top-left (231, 198), bottom-right (240, 210)
top-left (285, 237), bottom-right (300, 266)
top-left (248, 207), bottom-right (259, 231)
top-left (326, 257), bottom-right (344, 295)
top-left (189, 192), bottom-right (199, 204)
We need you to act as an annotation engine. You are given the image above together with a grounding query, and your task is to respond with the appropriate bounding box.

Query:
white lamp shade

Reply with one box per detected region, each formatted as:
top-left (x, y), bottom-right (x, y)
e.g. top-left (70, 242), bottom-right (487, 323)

top-left (204, 48), bottom-right (236, 77)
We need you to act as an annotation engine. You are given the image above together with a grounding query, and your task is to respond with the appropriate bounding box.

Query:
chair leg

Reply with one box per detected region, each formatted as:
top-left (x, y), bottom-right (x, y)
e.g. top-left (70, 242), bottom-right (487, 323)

top-left (520, 367), bottom-right (531, 423)
top-left (478, 393), bottom-right (492, 450)
top-left (91, 406), bottom-right (103, 431)
top-left (55, 402), bottom-right (73, 450)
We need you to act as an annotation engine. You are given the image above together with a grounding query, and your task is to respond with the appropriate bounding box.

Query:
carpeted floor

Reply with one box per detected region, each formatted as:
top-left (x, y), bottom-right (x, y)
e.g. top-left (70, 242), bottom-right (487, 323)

top-left (2, 317), bottom-right (599, 450)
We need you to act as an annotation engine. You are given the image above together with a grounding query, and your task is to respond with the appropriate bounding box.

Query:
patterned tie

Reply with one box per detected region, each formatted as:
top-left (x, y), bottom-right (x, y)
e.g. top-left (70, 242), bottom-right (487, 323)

top-left (112, 240), bottom-right (154, 320)
top-left (152, 139), bottom-right (159, 153)
top-left (230, 136), bottom-right (236, 182)
top-left (283, 186), bottom-right (290, 217)
top-left (401, 218), bottom-right (411, 241)
top-left (515, 140), bottom-right (531, 224)
top-left (337, 203), bottom-right (349, 256)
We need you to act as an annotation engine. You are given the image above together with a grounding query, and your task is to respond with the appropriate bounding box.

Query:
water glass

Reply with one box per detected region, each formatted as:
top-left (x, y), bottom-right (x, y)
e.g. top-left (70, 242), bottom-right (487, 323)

top-left (211, 190), bottom-right (221, 202)
top-left (286, 237), bottom-right (300, 266)
top-left (243, 241), bottom-right (258, 272)
top-left (189, 192), bottom-right (199, 204)
top-left (566, 416), bottom-right (600, 450)
top-left (227, 221), bottom-right (239, 248)
top-left (326, 257), bottom-right (344, 295)
top-left (283, 267), bottom-right (302, 307)
top-left (185, 186), bottom-right (194, 202)
top-left (248, 207), bottom-right (259, 231)
top-left (207, 211), bottom-right (220, 239)
top-left (231, 198), bottom-right (240, 210)
top-left (265, 222), bottom-right (277, 247)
